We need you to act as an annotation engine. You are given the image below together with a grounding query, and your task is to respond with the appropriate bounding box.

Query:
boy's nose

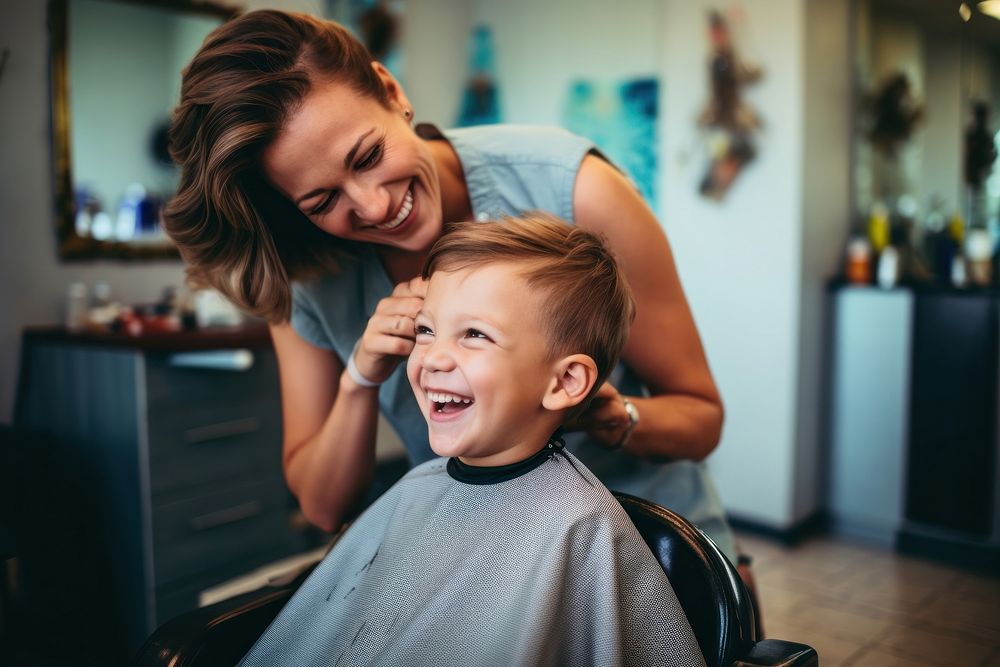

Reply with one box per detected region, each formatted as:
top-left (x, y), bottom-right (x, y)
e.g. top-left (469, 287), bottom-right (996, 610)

top-left (421, 340), bottom-right (456, 372)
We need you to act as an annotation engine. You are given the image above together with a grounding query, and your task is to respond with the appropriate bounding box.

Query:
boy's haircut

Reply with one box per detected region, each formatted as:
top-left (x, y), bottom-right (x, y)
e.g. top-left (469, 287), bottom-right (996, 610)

top-left (422, 213), bottom-right (636, 406)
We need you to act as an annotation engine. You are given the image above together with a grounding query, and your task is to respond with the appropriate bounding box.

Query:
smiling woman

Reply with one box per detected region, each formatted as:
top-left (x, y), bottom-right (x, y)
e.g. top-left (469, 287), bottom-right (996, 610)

top-left (164, 9), bottom-right (740, 576)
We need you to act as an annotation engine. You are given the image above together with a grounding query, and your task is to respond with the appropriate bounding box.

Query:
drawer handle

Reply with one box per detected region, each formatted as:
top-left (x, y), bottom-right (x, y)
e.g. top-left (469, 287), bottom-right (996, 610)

top-left (190, 501), bottom-right (264, 531)
top-left (168, 349), bottom-right (255, 371)
top-left (183, 417), bottom-right (261, 444)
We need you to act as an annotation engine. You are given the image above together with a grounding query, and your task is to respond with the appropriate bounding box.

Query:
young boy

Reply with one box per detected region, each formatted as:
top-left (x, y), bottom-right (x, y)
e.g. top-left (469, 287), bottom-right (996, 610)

top-left (239, 214), bottom-right (706, 667)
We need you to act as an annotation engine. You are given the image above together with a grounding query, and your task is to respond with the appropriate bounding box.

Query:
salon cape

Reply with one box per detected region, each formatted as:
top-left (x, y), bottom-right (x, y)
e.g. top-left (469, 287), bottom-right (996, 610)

top-left (238, 448), bottom-right (706, 667)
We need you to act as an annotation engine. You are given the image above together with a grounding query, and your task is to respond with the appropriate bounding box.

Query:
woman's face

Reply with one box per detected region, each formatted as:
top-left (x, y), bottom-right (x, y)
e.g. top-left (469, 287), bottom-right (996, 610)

top-left (263, 67), bottom-right (443, 253)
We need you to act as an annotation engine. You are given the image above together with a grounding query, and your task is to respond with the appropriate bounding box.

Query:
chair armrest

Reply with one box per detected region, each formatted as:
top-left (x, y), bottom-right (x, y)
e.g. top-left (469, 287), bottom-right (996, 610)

top-left (132, 564), bottom-right (315, 667)
top-left (733, 639), bottom-right (819, 667)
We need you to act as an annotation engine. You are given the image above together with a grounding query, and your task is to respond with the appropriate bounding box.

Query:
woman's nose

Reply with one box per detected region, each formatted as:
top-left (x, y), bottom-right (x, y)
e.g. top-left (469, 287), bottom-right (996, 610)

top-left (344, 177), bottom-right (391, 225)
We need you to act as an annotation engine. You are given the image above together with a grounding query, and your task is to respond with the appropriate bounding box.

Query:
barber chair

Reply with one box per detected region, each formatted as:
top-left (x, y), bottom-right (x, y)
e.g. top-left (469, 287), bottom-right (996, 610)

top-left (134, 492), bottom-right (818, 667)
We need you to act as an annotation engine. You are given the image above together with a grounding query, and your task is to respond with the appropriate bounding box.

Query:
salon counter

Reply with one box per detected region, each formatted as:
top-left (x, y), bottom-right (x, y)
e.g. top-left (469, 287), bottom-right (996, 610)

top-left (14, 324), bottom-right (310, 659)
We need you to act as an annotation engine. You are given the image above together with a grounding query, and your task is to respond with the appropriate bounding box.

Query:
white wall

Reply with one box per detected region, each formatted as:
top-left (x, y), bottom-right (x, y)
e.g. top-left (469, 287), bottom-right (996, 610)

top-left (400, 0), bottom-right (472, 129)
top-left (472, 0), bottom-right (662, 132)
top-left (660, 0), bottom-right (807, 528)
top-left (796, 0), bottom-right (851, 525)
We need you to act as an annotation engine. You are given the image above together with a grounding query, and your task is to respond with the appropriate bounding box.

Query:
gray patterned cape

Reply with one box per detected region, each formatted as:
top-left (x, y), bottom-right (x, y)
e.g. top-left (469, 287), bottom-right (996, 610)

top-left (238, 449), bottom-right (706, 667)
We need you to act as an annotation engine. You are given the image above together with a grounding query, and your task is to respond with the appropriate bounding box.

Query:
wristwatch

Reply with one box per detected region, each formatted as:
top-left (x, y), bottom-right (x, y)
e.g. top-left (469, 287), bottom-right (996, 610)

top-left (612, 397), bottom-right (640, 449)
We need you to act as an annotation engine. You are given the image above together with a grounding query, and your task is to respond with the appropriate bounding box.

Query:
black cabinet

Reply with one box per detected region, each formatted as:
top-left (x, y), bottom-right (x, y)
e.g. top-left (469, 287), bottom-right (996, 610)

top-left (907, 293), bottom-right (998, 537)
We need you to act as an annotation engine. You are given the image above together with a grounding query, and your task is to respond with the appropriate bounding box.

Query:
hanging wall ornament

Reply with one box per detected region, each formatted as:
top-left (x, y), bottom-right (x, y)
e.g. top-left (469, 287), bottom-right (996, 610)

top-left (696, 7), bottom-right (763, 202)
top-left (456, 25), bottom-right (501, 127)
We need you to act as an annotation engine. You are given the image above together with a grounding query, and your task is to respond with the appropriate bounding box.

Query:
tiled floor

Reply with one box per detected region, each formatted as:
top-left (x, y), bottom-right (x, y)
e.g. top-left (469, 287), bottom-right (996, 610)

top-left (737, 530), bottom-right (1000, 666)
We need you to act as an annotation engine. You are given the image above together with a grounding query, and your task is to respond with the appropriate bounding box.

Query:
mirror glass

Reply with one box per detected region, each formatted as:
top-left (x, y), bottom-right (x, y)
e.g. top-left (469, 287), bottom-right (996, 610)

top-left (853, 0), bottom-right (1000, 236)
top-left (50, 0), bottom-right (236, 259)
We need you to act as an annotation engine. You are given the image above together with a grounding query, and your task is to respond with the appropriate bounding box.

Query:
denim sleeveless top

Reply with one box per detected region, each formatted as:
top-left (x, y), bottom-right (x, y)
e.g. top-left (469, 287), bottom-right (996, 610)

top-left (289, 124), bottom-right (737, 560)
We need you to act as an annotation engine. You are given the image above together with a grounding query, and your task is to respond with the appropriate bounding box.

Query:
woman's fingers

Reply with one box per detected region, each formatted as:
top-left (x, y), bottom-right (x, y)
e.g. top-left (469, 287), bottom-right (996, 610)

top-left (368, 312), bottom-right (416, 339)
top-left (568, 383), bottom-right (631, 446)
top-left (350, 280), bottom-right (427, 383)
top-left (392, 276), bottom-right (428, 298)
top-left (374, 296), bottom-right (424, 318)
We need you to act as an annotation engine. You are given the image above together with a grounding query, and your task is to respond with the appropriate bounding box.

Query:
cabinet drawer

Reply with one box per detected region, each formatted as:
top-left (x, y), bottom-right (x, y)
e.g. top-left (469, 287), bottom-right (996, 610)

top-left (151, 482), bottom-right (294, 586)
top-left (147, 398), bottom-right (284, 497)
top-left (143, 350), bottom-right (278, 410)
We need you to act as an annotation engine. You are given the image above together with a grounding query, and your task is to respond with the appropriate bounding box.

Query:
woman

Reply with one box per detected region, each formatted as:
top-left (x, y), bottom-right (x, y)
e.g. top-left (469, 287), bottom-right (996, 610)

top-left (166, 10), bottom-right (737, 562)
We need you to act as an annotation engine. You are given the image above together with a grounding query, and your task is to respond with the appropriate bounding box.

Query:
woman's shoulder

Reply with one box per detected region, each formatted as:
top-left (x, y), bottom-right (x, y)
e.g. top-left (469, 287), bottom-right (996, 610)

top-left (425, 123), bottom-right (594, 167)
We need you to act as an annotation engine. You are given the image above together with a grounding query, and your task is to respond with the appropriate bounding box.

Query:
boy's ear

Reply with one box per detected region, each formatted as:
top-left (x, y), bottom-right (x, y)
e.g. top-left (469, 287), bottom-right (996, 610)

top-left (542, 354), bottom-right (599, 412)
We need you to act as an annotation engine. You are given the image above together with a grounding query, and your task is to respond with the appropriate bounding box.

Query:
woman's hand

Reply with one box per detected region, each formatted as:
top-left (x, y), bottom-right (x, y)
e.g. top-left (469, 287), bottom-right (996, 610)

top-left (566, 382), bottom-right (632, 448)
top-left (353, 276), bottom-right (427, 384)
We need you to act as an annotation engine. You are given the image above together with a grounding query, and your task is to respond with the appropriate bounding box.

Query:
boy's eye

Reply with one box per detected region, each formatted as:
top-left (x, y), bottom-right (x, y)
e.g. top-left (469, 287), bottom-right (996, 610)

top-left (415, 324), bottom-right (433, 336)
top-left (465, 328), bottom-right (490, 341)
top-left (356, 141), bottom-right (383, 170)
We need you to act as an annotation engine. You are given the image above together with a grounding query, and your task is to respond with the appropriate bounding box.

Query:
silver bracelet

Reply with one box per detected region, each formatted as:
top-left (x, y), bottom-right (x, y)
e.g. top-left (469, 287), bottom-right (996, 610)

top-left (611, 397), bottom-right (639, 449)
top-left (346, 341), bottom-right (381, 388)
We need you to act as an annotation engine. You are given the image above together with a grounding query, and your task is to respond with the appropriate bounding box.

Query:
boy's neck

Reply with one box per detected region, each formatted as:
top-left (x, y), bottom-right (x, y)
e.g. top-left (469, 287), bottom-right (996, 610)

top-left (456, 419), bottom-right (563, 467)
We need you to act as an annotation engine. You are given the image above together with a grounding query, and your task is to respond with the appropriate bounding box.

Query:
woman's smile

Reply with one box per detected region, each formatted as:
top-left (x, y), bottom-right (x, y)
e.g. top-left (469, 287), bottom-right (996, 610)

top-left (368, 181), bottom-right (416, 232)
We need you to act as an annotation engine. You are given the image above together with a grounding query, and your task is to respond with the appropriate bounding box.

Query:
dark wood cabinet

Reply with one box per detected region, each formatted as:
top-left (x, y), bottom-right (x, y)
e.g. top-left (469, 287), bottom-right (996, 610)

top-left (14, 326), bottom-right (311, 659)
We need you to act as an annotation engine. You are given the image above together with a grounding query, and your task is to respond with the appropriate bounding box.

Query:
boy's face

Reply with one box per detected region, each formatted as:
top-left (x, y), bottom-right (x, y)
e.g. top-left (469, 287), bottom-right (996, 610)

top-left (406, 262), bottom-right (558, 466)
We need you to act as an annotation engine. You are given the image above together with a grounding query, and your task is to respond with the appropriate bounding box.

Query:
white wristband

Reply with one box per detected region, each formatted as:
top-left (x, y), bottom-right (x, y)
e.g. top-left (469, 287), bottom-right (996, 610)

top-left (346, 341), bottom-right (381, 388)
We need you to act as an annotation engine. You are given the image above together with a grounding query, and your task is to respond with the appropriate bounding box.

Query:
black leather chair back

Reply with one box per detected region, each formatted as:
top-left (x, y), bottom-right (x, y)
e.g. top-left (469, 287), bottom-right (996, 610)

top-left (613, 491), bottom-right (756, 667)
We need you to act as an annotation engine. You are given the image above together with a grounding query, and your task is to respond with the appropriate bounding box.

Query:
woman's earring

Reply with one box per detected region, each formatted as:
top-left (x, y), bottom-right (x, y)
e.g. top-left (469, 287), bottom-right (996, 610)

top-left (403, 108), bottom-right (413, 124)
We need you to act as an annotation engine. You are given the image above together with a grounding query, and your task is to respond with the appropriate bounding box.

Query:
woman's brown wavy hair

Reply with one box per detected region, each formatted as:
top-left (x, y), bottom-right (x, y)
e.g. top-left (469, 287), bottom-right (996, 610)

top-left (165, 10), bottom-right (389, 322)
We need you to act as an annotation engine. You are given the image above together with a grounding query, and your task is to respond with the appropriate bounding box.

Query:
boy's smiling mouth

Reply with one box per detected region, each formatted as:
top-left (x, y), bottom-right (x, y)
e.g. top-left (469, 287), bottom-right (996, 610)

top-left (425, 389), bottom-right (475, 418)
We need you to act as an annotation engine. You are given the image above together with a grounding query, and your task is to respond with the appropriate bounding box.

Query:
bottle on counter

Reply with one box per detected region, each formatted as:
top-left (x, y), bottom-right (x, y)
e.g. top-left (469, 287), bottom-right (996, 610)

top-left (65, 282), bottom-right (88, 332)
top-left (845, 236), bottom-right (873, 285)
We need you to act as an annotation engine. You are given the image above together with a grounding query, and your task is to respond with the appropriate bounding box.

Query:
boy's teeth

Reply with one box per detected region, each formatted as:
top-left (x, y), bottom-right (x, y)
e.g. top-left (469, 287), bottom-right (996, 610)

top-left (427, 391), bottom-right (473, 404)
top-left (376, 186), bottom-right (413, 230)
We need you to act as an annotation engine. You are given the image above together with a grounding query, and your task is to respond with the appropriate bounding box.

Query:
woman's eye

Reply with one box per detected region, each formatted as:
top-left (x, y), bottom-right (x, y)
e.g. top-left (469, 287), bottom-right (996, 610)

top-left (309, 191), bottom-right (338, 216)
top-left (356, 142), bottom-right (383, 170)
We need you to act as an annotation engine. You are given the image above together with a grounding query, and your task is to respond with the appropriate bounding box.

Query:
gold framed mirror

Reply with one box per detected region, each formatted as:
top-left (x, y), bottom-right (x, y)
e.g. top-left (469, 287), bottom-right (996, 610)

top-left (49, 0), bottom-right (239, 260)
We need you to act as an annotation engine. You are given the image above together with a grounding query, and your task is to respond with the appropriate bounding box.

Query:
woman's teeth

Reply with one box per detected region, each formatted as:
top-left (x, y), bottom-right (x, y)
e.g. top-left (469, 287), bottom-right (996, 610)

top-left (376, 186), bottom-right (413, 230)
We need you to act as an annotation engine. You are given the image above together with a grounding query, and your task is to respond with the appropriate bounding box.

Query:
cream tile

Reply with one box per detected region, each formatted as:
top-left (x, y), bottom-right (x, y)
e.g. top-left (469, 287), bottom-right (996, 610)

top-left (762, 617), bottom-right (866, 666)
top-left (730, 530), bottom-right (1000, 666)
top-left (949, 572), bottom-right (1000, 603)
top-left (755, 566), bottom-right (854, 601)
top-left (756, 584), bottom-right (814, 620)
top-left (874, 623), bottom-right (996, 666)
top-left (918, 591), bottom-right (1000, 643)
top-left (773, 599), bottom-right (892, 643)
top-left (849, 646), bottom-right (939, 666)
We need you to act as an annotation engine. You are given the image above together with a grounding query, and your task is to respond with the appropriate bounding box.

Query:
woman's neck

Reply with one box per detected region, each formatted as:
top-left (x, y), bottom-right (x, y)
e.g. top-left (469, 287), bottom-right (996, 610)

top-left (426, 135), bottom-right (473, 223)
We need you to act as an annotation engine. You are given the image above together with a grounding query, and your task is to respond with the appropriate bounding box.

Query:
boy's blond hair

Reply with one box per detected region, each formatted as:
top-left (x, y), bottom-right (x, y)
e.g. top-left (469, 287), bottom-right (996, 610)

top-left (422, 213), bottom-right (636, 411)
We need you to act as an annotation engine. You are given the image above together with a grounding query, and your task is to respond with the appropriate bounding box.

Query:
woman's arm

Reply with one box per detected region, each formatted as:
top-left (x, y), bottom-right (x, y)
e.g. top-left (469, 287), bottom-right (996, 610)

top-left (270, 322), bottom-right (380, 533)
top-left (573, 155), bottom-right (724, 461)
top-left (270, 277), bottom-right (426, 532)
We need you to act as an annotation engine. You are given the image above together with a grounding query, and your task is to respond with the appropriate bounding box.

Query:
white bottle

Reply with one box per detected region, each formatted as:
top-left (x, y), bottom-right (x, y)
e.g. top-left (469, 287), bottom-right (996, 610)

top-left (66, 282), bottom-right (89, 331)
top-left (877, 246), bottom-right (900, 289)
